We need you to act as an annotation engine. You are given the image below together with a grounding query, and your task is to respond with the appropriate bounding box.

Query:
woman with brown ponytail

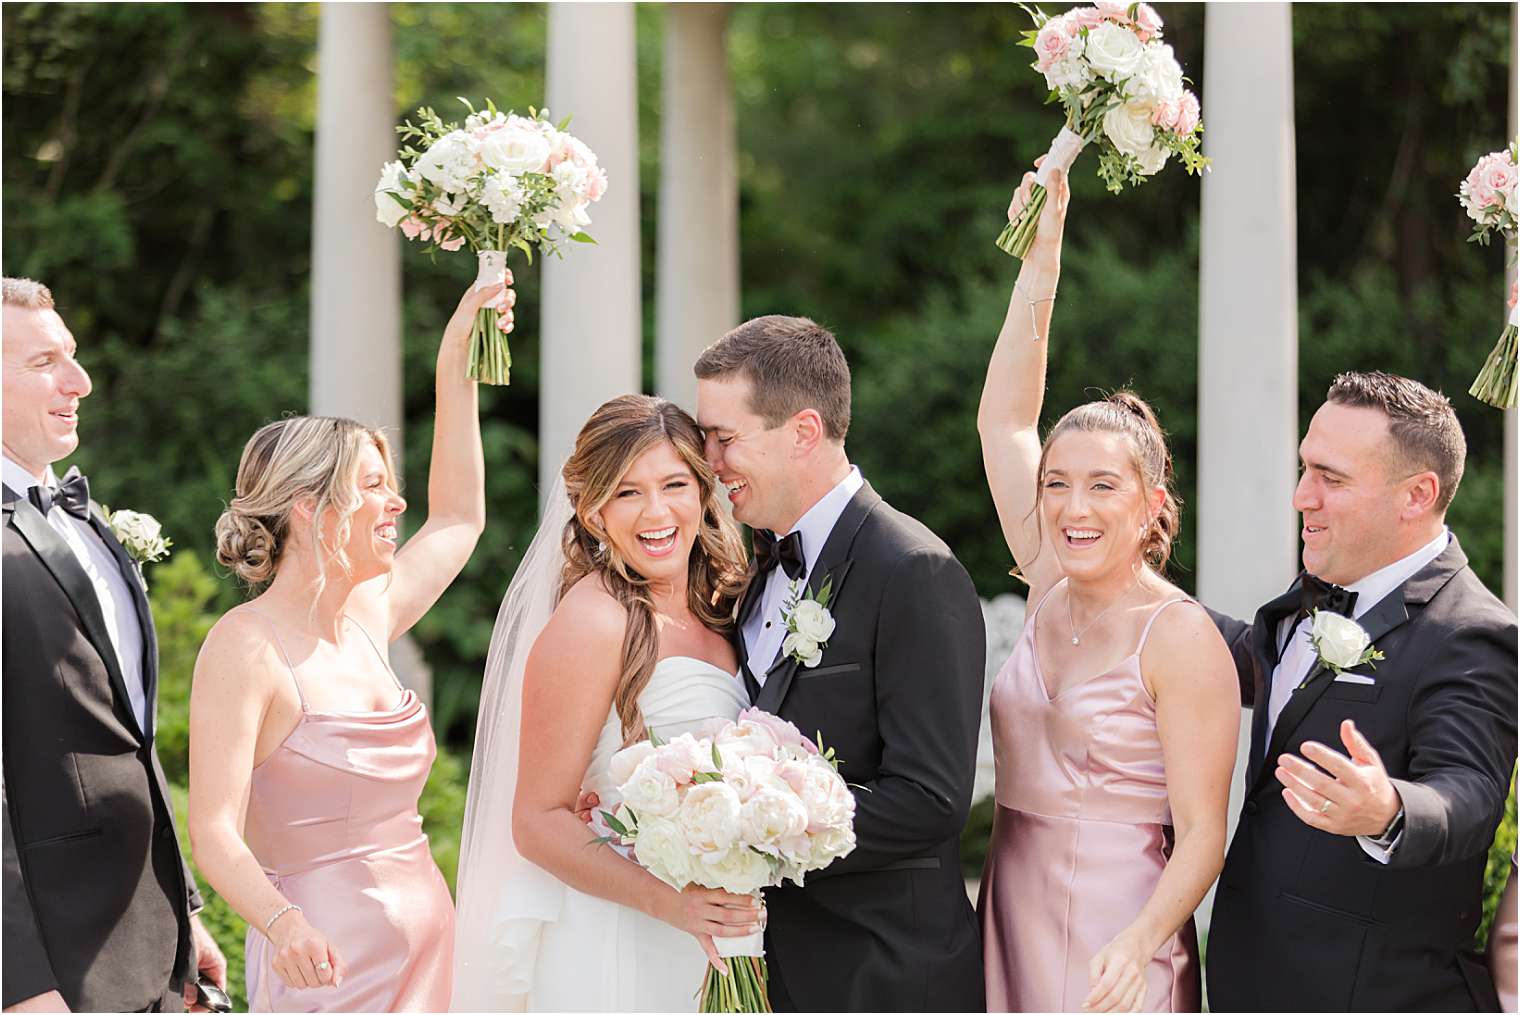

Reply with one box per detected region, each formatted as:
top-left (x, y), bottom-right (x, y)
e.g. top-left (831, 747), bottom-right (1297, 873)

top-left (450, 394), bottom-right (764, 1012)
top-left (974, 161), bottom-right (1240, 1014)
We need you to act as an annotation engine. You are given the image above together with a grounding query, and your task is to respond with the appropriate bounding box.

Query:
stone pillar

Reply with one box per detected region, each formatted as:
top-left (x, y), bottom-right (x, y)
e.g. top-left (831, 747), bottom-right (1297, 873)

top-left (1196, 1), bottom-right (1299, 930)
top-left (310, 5), bottom-right (430, 703)
top-left (655, 4), bottom-right (739, 412)
top-left (541, 3), bottom-right (642, 494)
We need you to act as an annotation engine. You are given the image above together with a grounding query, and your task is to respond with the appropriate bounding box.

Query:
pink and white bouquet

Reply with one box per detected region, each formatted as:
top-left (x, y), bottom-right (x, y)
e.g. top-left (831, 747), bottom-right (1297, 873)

top-left (373, 98), bottom-right (608, 385)
top-left (997, 1), bottom-right (1207, 259)
top-left (600, 709), bottom-right (856, 1012)
top-left (1458, 140), bottom-right (1519, 409)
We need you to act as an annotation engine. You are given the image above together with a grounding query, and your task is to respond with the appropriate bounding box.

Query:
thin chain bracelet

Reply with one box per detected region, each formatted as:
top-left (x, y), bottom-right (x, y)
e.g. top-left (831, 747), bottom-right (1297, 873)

top-left (265, 903), bottom-right (302, 935)
top-left (1014, 279), bottom-right (1058, 341)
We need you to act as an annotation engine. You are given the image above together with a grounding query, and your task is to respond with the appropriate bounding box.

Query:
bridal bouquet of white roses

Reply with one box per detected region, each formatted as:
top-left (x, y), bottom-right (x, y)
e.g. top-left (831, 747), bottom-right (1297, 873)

top-left (1458, 140), bottom-right (1519, 409)
top-left (373, 98), bottom-right (608, 385)
top-left (600, 709), bottom-right (856, 1012)
top-left (997, 1), bottom-right (1207, 259)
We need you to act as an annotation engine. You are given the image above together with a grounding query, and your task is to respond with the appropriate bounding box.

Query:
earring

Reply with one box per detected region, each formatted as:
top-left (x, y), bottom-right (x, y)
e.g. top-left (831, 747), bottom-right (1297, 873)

top-left (596, 539), bottom-right (607, 559)
top-left (1137, 523), bottom-right (1148, 542)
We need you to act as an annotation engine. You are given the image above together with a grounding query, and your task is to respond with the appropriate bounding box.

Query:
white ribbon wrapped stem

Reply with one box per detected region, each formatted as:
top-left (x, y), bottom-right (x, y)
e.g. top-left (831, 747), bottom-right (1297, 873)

top-left (713, 890), bottom-right (765, 959)
top-left (474, 249), bottom-right (508, 291)
top-left (1033, 126), bottom-right (1088, 188)
top-left (1508, 298), bottom-right (1519, 329)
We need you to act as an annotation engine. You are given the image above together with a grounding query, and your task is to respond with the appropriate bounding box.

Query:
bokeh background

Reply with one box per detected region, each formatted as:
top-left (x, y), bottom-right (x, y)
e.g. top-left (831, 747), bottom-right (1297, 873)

top-left (4, 4), bottom-right (1515, 1008)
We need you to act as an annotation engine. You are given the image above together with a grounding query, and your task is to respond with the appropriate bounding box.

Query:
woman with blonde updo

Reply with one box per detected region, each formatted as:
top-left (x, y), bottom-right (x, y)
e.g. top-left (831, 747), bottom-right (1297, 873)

top-left (188, 280), bottom-right (503, 1012)
top-left (450, 394), bottom-right (764, 1012)
top-left (974, 163), bottom-right (1239, 1013)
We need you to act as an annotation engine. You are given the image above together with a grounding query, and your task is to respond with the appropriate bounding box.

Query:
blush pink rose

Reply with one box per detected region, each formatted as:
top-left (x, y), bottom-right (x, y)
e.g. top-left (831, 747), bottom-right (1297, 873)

top-left (1151, 99), bottom-right (1180, 131)
top-left (1071, 6), bottom-right (1105, 30)
top-left (1096, 0), bottom-right (1133, 24)
top-left (1174, 91), bottom-right (1200, 135)
top-left (1034, 20), bottom-right (1073, 69)
top-left (1133, 3), bottom-right (1164, 39)
top-left (1481, 154), bottom-right (1515, 206)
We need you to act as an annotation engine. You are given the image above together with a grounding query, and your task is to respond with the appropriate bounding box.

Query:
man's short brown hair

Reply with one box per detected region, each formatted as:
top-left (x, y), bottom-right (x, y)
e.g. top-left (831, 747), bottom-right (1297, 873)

top-left (2, 277), bottom-right (54, 310)
top-left (1326, 370), bottom-right (1466, 511)
top-left (693, 315), bottom-right (851, 441)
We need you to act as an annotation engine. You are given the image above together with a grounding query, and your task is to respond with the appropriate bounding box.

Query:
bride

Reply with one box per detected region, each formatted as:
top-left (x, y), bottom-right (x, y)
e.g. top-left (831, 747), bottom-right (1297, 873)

top-left (452, 394), bottom-right (764, 1011)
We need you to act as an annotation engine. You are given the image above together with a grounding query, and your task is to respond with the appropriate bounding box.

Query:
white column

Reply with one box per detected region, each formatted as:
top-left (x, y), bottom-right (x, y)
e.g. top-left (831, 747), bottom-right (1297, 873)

top-left (541, 3), bottom-right (642, 494)
top-left (1505, 1), bottom-right (1517, 612)
top-left (655, 4), bottom-right (739, 412)
top-left (1196, 1), bottom-right (1299, 931)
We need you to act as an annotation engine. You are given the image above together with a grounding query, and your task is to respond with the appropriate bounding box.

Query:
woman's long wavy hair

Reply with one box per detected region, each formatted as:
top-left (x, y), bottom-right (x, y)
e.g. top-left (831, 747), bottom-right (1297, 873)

top-left (559, 395), bottom-right (749, 744)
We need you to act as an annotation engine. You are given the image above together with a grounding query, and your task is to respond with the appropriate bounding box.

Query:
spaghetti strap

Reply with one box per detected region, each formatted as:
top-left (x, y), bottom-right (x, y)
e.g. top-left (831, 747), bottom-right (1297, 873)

top-left (1028, 577), bottom-right (1070, 625)
top-left (346, 616), bottom-right (405, 693)
top-left (1137, 596), bottom-right (1195, 653)
top-left (242, 607), bottom-right (308, 711)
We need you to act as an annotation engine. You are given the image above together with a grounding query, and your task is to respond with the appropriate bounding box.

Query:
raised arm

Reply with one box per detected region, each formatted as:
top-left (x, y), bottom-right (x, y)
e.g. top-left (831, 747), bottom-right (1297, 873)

top-left (377, 280), bottom-right (505, 640)
top-left (979, 164), bottom-right (1070, 602)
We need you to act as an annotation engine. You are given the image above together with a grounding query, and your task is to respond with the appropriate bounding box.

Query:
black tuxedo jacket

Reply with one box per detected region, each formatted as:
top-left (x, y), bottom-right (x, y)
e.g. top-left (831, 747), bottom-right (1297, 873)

top-left (1206, 537), bottom-right (1516, 1012)
top-left (737, 482), bottom-right (987, 1012)
top-left (1, 483), bottom-right (200, 1011)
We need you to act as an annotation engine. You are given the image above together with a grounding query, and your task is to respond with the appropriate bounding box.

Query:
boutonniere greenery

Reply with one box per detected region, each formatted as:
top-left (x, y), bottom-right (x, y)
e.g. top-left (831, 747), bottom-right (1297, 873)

top-left (1301, 609), bottom-right (1384, 686)
top-left (781, 577), bottom-right (835, 668)
top-left (103, 507), bottom-right (172, 566)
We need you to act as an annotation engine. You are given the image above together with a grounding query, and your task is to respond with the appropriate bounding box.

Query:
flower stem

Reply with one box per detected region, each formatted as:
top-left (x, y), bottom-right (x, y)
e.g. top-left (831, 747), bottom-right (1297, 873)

top-left (1470, 323), bottom-right (1518, 410)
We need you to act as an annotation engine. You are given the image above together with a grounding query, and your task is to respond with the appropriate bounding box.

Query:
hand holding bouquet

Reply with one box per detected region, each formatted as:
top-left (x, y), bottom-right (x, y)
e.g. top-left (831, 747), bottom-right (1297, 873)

top-left (1458, 140), bottom-right (1519, 409)
top-left (997, 1), bottom-right (1207, 259)
top-left (374, 99), bottom-right (608, 384)
top-left (600, 709), bottom-right (857, 1012)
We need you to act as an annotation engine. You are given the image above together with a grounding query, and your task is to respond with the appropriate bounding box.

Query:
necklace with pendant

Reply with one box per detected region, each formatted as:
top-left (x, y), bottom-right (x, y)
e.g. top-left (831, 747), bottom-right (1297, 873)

top-left (1066, 570), bottom-right (1144, 646)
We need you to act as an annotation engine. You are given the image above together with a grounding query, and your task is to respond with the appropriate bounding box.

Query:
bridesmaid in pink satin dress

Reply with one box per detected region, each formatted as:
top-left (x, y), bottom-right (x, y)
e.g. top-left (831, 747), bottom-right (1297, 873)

top-left (188, 279), bottom-right (503, 1011)
top-left (975, 166), bottom-right (1239, 1012)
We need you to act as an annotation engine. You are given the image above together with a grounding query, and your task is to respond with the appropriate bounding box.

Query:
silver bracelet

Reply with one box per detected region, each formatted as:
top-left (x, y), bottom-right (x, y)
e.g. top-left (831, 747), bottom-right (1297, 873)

top-left (265, 903), bottom-right (302, 934)
top-left (1014, 279), bottom-right (1058, 341)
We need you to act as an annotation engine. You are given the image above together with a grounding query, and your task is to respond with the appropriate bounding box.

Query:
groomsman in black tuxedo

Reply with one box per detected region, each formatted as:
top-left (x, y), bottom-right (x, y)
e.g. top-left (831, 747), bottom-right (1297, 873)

top-left (1206, 371), bottom-right (1517, 1012)
top-left (1, 278), bottom-right (226, 1012)
top-left (694, 317), bottom-right (987, 1012)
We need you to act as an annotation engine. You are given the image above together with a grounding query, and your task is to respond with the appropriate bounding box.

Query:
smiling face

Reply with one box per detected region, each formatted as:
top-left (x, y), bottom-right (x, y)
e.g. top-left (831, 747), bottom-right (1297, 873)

top-left (594, 440), bottom-right (704, 587)
top-left (2, 304), bottom-right (91, 478)
top-left (1293, 401), bottom-right (1417, 586)
top-left (696, 374), bottom-right (800, 532)
top-left (320, 440), bottom-right (406, 583)
top-left (1040, 430), bottom-right (1160, 582)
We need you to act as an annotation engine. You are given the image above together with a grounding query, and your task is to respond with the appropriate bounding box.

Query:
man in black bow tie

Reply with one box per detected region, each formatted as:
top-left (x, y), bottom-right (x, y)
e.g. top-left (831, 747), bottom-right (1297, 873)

top-left (1206, 371), bottom-right (1516, 1012)
top-left (1, 278), bottom-right (225, 1012)
top-left (694, 316), bottom-right (987, 1012)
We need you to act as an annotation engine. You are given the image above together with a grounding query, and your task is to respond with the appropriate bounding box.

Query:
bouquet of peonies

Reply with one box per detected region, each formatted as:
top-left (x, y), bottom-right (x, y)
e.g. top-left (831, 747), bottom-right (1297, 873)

top-left (1458, 140), bottom-right (1519, 409)
top-left (997, 1), bottom-right (1207, 259)
top-left (600, 709), bottom-right (856, 1012)
top-left (373, 98), bottom-right (608, 385)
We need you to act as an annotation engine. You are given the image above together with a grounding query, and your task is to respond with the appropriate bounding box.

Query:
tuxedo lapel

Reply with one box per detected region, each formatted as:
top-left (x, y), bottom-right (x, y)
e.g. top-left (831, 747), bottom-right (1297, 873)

top-left (1246, 584), bottom-right (1303, 786)
top-left (4, 490), bottom-right (145, 743)
top-left (89, 506), bottom-right (158, 740)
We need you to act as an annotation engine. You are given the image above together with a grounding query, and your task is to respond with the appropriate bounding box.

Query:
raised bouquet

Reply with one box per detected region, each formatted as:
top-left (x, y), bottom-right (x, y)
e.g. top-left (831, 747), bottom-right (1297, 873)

top-left (600, 709), bottom-right (857, 1012)
top-left (997, 1), bottom-right (1207, 259)
top-left (1458, 140), bottom-right (1519, 409)
top-left (374, 98), bottom-right (608, 385)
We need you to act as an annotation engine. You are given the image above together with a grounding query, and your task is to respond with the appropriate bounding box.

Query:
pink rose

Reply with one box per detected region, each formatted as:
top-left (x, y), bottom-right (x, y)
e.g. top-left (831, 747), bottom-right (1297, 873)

top-left (1071, 6), bottom-right (1105, 30)
top-left (1174, 91), bottom-right (1200, 135)
top-left (1034, 20), bottom-right (1072, 70)
top-left (1151, 99), bottom-right (1180, 131)
top-left (1481, 154), bottom-right (1515, 206)
top-left (586, 166), bottom-right (609, 202)
top-left (1096, 0), bottom-right (1132, 24)
top-left (1133, 2), bottom-right (1164, 39)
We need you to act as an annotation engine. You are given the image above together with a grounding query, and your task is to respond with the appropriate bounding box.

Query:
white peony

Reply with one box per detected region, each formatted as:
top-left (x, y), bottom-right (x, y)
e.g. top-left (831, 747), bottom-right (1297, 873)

top-left (1102, 101), bottom-right (1156, 159)
top-left (373, 160), bottom-right (410, 228)
top-left (414, 130), bottom-right (480, 194)
top-left (480, 122), bottom-right (552, 175)
top-left (807, 823), bottom-right (858, 868)
top-left (677, 782), bottom-right (742, 855)
top-left (1134, 144), bottom-right (1170, 176)
top-left (621, 755), bottom-right (680, 818)
top-left (608, 740), bottom-right (657, 788)
top-left (654, 733), bottom-right (712, 784)
top-left (1083, 22), bottom-right (1146, 81)
top-left (697, 845), bottom-right (774, 894)
top-left (481, 172), bottom-right (525, 225)
top-left (740, 787), bottom-right (810, 847)
top-left (790, 600), bottom-right (835, 644)
top-left (1309, 611), bottom-right (1374, 671)
top-left (796, 758), bottom-right (853, 830)
top-left (782, 631), bottom-right (822, 668)
top-left (715, 721), bottom-right (779, 764)
top-left (1128, 43), bottom-right (1184, 104)
top-left (633, 816), bottom-right (695, 888)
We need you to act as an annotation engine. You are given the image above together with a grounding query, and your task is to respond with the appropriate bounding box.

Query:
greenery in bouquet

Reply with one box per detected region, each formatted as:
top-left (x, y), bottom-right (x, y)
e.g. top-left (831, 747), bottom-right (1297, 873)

top-left (1458, 139), bottom-right (1518, 409)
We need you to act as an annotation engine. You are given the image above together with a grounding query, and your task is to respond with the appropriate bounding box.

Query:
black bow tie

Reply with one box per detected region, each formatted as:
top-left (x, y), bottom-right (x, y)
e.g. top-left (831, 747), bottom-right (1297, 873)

top-left (27, 466), bottom-right (91, 521)
top-left (754, 529), bottom-right (805, 581)
top-left (1300, 573), bottom-right (1358, 620)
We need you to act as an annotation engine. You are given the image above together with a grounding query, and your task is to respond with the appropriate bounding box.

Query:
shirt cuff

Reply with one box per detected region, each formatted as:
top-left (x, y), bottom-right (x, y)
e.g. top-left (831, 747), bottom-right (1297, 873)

top-left (1356, 806), bottom-right (1405, 864)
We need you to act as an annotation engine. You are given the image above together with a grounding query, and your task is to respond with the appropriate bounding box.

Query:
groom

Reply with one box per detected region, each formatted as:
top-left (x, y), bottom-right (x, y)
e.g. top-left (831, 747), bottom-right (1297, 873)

top-left (694, 316), bottom-right (987, 1012)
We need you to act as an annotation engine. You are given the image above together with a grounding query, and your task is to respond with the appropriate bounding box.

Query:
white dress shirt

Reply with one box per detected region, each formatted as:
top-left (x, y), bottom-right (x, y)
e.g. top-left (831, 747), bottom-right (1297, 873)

top-left (742, 466), bottom-right (864, 684)
top-left (1267, 526), bottom-right (1450, 862)
top-left (4, 455), bottom-right (148, 733)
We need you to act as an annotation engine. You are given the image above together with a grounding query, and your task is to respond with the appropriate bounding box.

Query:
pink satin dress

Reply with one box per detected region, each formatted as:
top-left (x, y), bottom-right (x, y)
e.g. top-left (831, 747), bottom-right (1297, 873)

top-left (242, 617), bottom-right (453, 1012)
top-left (979, 582), bottom-right (1201, 1013)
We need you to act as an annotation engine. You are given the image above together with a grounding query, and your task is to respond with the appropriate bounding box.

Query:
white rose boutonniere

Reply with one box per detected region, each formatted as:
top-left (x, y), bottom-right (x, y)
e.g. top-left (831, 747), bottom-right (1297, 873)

top-left (1305, 609), bottom-right (1384, 680)
top-left (104, 507), bottom-right (172, 566)
top-left (781, 578), bottom-right (836, 668)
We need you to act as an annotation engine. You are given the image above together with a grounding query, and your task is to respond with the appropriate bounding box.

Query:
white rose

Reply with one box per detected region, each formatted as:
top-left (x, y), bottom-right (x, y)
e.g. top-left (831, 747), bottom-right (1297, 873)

top-left (621, 755), bottom-right (680, 818)
top-left (696, 845), bottom-right (774, 894)
top-left (740, 787), bottom-right (810, 847)
top-left (633, 816), bottom-right (695, 888)
top-left (481, 123), bottom-right (552, 175)
top-left (608, 740), bottom-right (657, 788)
top-left (1310, 611), bottom-right (1373, 670)
top-left (373, 160), bottom-right (410, 228)
top-left (677, 782), bottom-right (742, 855)
top-left (790, 600), bottom-right (836, 643)
top-left (415, 131), bottom-right (480, 194)
top-left (110, 510), bottom-right (162, 545)
top-left (1134, 144), bottom-right (1170, 176)
top-left (1129, 43), bottom-right (1184, 104)
top-left (1102, 101), bottom-right (1156, 159)
top-left (782, 631), bottom-right (822, 668)
top-left (1083, 22), bottom-right (1146, 81)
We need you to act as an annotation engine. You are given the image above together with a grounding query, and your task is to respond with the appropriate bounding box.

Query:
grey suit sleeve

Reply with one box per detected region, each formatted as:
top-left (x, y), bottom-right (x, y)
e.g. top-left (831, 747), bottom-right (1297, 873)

top-left (826, 548), bottom-right (986, 873)
top-left (1205, 605), bottom-right (1256, 708)
top-left (1389, 615), bottom-right (1518, 869)
top-left (2, 775), bottom-right (60, 1007)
